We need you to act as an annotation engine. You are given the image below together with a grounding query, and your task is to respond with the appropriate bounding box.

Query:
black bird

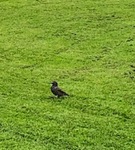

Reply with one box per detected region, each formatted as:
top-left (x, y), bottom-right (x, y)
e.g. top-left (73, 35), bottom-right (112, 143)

top-left (51, 81), bottom-right (69, 98)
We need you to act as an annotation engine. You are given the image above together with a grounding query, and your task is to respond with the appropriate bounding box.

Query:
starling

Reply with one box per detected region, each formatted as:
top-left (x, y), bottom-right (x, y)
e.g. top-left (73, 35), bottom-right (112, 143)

top-left (51, 81), bottom-right (69, 98)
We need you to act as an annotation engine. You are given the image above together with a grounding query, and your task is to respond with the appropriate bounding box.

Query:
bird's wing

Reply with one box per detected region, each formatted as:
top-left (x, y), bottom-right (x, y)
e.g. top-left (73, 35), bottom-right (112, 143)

top-left (56, 87), bottom-right (69, 96)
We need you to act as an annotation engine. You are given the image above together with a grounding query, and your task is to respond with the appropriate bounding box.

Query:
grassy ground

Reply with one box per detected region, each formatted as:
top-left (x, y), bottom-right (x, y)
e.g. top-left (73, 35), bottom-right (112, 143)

top-left (0, 0), bottom-right (135, 149)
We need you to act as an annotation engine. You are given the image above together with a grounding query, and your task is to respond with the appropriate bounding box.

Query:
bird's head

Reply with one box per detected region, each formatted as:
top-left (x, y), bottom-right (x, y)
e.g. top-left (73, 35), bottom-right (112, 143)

top-left (51, 81), bottom-right (58, 86)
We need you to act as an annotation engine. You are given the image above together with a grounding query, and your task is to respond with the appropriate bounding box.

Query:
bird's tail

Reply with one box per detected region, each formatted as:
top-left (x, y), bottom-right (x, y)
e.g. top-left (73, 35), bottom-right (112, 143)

top-left (65, 93), bottom-right (69, 96)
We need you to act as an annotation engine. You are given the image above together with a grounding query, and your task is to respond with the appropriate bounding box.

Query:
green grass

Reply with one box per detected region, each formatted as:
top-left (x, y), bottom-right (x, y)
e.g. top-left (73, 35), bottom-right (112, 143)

top-left (0, 0), bottom-right (135, 149)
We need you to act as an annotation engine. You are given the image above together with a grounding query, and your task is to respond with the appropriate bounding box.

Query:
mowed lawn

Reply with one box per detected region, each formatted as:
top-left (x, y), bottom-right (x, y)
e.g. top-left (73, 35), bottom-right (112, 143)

top-left (0, 0), bottom-right (135, 149)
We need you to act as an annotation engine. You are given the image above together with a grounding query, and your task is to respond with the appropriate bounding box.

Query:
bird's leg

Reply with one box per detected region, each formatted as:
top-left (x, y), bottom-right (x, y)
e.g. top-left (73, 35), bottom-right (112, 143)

top-left (57, 95), bottom-right (61, 98)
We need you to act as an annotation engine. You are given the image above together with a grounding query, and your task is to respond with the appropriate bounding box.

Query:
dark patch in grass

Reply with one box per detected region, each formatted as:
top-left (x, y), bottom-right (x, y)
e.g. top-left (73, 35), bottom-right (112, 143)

top-left (19, 64), bottom-right (37, 69)
top-left (126, 38), bottom-right (133, 42)
top-left (124, 69), bottom-right (135, 80)
top-left (130, 64), bottom-right (135, 68)
top-left (101, 46), bottom-right (112, 54)
top-left (55, 47), bottom-right (69, 55)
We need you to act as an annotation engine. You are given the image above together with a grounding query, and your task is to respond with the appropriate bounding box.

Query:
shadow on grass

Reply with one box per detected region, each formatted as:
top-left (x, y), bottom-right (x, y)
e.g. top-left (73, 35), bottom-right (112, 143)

top-left (39, 95), bottom-right (71, 102)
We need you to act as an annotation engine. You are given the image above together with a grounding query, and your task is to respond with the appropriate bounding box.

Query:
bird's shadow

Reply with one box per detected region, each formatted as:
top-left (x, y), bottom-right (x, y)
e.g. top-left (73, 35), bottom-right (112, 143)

top-left (39, 95), bottom-right (72, 102)
top-left (47, 96), bottom-right (66, 102)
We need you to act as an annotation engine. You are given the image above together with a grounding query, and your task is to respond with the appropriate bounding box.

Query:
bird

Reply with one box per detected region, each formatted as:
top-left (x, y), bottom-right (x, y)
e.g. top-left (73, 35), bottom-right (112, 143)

top-left (51, 81), bottom-right (69, 98)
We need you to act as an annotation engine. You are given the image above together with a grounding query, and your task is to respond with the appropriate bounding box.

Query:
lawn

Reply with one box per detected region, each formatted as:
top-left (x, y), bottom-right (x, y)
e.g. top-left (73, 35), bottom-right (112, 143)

top-left (0, 0), bottom-right (135, 149)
